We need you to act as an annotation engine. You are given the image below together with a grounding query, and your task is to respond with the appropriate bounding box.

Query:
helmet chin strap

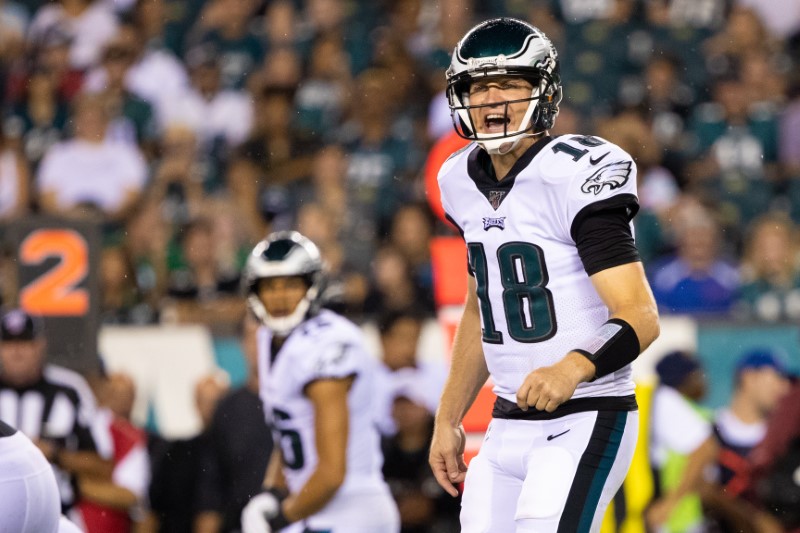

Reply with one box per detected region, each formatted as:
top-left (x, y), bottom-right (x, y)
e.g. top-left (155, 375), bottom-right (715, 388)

top-left (478, 131), bottom-right (540, 155)
top-left (248, 286), bottom-right (319, 337)
top-left (474, 86), bottom-right (543, 156)
top-left (262, 298), bottom-right (311, 337)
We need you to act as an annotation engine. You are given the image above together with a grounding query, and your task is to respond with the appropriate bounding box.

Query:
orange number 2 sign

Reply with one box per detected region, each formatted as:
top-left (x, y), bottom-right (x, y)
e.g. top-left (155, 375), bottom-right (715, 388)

top-left (19, 229), bottom-right (90, 316)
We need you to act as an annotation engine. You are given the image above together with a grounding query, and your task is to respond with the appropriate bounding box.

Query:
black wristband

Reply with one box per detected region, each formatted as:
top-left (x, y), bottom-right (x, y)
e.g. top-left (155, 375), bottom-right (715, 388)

top-left (259, 487), bottom-right (291, 530)
top-left (268, 507), bottom-right (291, 531)
top-left (574, 318), bottom-right (640, 378)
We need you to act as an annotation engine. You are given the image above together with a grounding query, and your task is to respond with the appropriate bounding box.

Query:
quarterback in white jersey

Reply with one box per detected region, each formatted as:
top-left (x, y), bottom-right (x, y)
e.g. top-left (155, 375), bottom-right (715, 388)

top-left (241, 232), bottom-right (399, 533)
top-left (429, 18), bottom-right (661, 533)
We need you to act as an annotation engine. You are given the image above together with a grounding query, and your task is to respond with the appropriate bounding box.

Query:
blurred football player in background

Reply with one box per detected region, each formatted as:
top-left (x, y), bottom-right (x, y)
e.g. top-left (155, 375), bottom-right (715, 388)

top-left (240, 231), bottom-right (399, 533)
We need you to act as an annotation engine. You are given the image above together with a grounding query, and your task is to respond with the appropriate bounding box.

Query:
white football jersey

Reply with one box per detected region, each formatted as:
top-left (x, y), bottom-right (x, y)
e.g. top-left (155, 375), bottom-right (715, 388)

top-left (257, 310), bottom-right (388, 497)
top-left (439, 135), bottom-right (639, 404)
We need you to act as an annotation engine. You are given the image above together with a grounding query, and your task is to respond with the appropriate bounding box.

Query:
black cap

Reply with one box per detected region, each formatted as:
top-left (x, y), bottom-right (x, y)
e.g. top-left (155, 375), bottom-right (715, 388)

top-left (656, 350), bottom-right (701, 389)
top-left (0, 309), bottom-right (43, 341)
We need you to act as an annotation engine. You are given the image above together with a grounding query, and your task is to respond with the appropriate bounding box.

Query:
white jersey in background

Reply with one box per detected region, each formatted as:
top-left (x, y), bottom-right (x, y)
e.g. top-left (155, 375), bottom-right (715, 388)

top-left (439, 134), bottom-right (639, 406)
top-left (256, 309), bottom-right (396, 528)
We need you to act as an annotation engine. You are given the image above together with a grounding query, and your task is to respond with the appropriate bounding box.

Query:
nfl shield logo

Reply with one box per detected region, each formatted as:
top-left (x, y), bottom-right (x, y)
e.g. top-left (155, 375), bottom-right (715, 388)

top-left (488, 190), bottom-right (506, 210)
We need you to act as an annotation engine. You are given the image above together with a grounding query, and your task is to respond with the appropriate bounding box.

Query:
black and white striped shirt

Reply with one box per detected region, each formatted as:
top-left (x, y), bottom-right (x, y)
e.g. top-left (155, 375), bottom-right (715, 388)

top-left (0, 364), bottom-right (102, 510)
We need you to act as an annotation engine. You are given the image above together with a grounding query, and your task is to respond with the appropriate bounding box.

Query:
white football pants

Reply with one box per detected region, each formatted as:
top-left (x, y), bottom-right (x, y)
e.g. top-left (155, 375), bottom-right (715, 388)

top-left (461, 410), bottom-right (639, 533)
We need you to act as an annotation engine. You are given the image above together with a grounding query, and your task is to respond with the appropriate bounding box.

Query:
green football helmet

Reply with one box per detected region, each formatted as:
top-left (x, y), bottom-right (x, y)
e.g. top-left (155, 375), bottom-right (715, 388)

top-left (447, 18), bottom-right (562, 154)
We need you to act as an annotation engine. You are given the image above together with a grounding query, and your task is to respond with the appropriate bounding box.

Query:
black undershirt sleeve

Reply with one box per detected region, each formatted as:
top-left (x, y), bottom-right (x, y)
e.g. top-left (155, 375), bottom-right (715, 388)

top-left (571, 195), bottom-right (641, 277)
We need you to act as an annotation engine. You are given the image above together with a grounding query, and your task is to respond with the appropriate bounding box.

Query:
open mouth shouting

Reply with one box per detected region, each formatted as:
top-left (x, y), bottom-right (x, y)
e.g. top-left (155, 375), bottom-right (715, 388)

top-left (483, 113), bottom-right (511, 134)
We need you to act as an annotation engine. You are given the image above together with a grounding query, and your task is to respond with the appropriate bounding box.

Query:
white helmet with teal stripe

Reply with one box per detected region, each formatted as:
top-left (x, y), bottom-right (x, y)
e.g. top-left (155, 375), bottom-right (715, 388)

top-left (446, 18), bottom-right (562, 155)
top-left (245, 231), bottom-right (324, 335)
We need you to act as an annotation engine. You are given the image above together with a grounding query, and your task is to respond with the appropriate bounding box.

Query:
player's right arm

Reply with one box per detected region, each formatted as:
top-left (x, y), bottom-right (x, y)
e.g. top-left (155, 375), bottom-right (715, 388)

top-left (429, 276), bottom-right (489, 497)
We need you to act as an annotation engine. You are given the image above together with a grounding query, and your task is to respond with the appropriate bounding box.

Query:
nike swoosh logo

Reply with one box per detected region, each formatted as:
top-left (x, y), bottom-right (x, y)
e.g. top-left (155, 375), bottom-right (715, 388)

top-left (546, 429), bottom-right (570, 441)
top-left (589, 152), bottom-right (610, 165)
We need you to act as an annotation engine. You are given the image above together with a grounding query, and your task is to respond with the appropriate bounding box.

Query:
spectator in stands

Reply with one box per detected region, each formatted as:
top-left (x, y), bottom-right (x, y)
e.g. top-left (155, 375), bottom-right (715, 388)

top-left (234, 82), bottom-right (315, 188)
top-left (294, 201), bottom-right (359, 307)
top-left (0, 309), bottom-right (112, 524)
top-left (86, 23), bottom-right (157, 149)
top-left (703, 6), bottom-right (782, 66)
top-left (0, 0), bottom-right (27, 65)
top-left (739, 49), bottom-right (788, 109)
top-left (389, 203), bottom-right (436, 307)
top-left (79, 368), bottom-right (150, 533)
top-left (363, 245), bottom-right (435, 317)
top-left (187, 0), bottom-right (264, 90)
top-left (747, 380), bottom-right (800, 532)
top-left (36, 92), bottom-right (148, 224)
top-left (27, 0), bottom-right (118, 70)
top-left (223, 151), bottom-right (271, 241)
top-left (205, 196), bottom-right (258, 273)
top-left (3, 52), bottom-right (70, 172)
top-left (293, 34), bottom-right (353, 142)
top-left (100, 246), bottom-right (158, 325)
top-left (780, 73), bottom-right (800, 176)
top-left (194, 316), bottom-right (273, 533)
top-left (260, 0), bottom-right (296, 48)
top-left (737, 0), bottom-right (800, 40)
top-left (294, 0), bottom-right (372, 74)
top-left (702, 348), bottom-right (790, 533)
top-left (645, 0), bottom-right (728, 30)
top-left (374, 310), bottom-right (446, 436)
top-left (129, 0), bottom-right (203, 58)
top-left (148, 125), bottom-right (211, 223)
top-left (735, 213), bottom-right (800, 322)
top-left (124, 197), bottom-right (171, 316)
top-left (292, 144), bottom-right (349, 233)
top-left (647, 350), bottom-right (717, 533)
top-left (158, 42), bottom-right (253, 152)
top-left (648, 199), bottom-right (739, 315)
top-left (0, 125), bottom-right (30, 223)
top-left (164, 216), bottom-right (245, 330)
top-left (381, 376), bottom-right (460, 533)
top-left (337, 67), bottom-right (421, 270)
top-left (686, 67), bottom-right (780, 183)
top-left (148, 374), bottom-right (228, 533)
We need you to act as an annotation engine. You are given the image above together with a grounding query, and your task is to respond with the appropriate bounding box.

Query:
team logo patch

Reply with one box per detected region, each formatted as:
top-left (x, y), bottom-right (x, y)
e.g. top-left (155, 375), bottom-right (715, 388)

top-left (581, 160), bottom-right (632, 195)
top-left (483, 216), bottom-right (506, 231)
top-left (488, 190), bottom-right (506, 210)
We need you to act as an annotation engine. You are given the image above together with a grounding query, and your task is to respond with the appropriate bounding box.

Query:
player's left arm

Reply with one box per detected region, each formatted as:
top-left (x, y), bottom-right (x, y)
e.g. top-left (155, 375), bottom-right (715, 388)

top-left (517, 147), bottom-right (659, 412)
top-left (281, 376), bottom-right (353, 522)
top-left (516, 261), bottom-right (659, 412)
top-left (590, 261), bottom-right (660, 352)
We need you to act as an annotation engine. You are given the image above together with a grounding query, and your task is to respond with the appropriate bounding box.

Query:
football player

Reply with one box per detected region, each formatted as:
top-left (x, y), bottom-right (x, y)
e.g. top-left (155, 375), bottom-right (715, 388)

top-left (240, 232), bottom-right (400, 533)
top-left (428, 18), bottom-right (661, 533)
top-left (0, 419), bottom-right (85, 533)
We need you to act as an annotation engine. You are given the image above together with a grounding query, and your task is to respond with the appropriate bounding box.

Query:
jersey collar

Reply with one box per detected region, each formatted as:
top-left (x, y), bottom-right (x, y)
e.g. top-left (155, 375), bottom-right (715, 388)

top-left (467, 136), bottom-right (553, 210)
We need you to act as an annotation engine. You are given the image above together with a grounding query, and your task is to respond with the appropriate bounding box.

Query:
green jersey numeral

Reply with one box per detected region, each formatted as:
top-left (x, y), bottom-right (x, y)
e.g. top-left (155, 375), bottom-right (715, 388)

top-left (273, 408), bottom-right (304, 470)
top-left (468, 241), bottom-right (557, 344)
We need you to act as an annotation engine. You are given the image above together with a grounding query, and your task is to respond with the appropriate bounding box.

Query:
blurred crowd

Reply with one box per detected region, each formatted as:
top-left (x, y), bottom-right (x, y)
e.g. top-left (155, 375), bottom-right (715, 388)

top-left (1, 0), bottom-right (800, 532)
top-left (0, 0), bottom-right (799, 327)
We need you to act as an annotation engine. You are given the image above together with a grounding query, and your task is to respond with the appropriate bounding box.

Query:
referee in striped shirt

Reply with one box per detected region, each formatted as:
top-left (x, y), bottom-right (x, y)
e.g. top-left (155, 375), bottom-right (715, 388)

top-left (0, 308), bottom-right (112, 520)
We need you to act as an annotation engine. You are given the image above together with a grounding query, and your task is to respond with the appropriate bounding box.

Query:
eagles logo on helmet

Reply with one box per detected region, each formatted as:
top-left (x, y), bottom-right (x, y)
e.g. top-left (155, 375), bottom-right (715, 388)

top-left (244, 231), bottom-right (324, 336)
top-left (446, 17), bottom-right (562, 155)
